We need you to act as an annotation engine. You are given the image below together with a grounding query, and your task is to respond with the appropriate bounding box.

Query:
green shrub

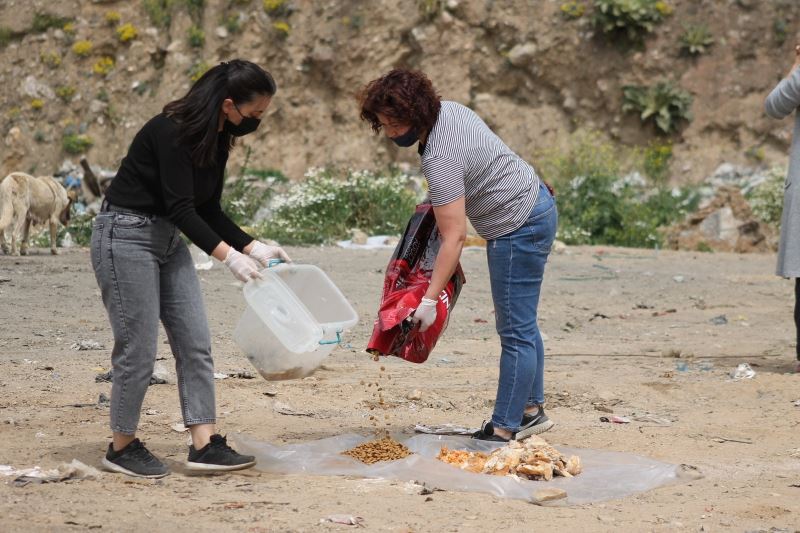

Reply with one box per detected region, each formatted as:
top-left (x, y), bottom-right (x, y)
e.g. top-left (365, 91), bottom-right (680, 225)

top-left (642, 141), bottom-right (672, 183)
top-left (144, 0), bottom-right (176, 28)
top-left (592, 0), bottom-right (671, 43)
top-left (40, 51), bottom-right (62, 68)
top-left (184, 0), bottom-right (205, 15)
top-left (188, 61), bottom-right (210, 81)
top-left (417, 0), bottom-right (444, 18)
top-left (93, 56), bottom-right (115, 76)
top-left (0, 27), bottom-right (12, 48)
top-left (56, 85), bottom-right (75, 104)
top-left (679, 23), bottom-right (714, 55)
top-left (222, 167), bottom-right (288, 227)
top-left (622, 82), bottom-right (692, 134)
top-left (222, 14), bottom-right (241, 33)
top-left (262, 167), bottom-right (419, 245)
top-left (116, 23), bottom-right (138, 42)
top-left (62, 133), bottom-right (93, 154)
top-left (272, 21), bottom-right (290, 37)
top-left (30, 98), bottom-right (44, 111)
top-left (33, 213), bottom-right (94, 248)
top-left (539, 131), bottom-right (698, 247)
top-left (749, 167), bottom-right (786, 229)
top-left (32, 13), bottom-right (72, 33)
top-left (774, 17), bottom-right (789, 45)
top-left (561, 1), bottom-right (586, 18)
top-left (62, 22), bottom-right (76, 38)
top-left (188, 25), bottom-right (205, 47)
top-left (72, 40), bottom-right (93, 57)
top-left (262, 0), bottom-right (288, 15)
top-left (105, 11), bottom-right (122, 26)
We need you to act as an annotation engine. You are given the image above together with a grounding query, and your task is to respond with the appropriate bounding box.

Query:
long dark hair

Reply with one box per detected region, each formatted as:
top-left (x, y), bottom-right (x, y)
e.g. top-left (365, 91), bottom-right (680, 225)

top-left (163, 59), bottom-right (276, 167)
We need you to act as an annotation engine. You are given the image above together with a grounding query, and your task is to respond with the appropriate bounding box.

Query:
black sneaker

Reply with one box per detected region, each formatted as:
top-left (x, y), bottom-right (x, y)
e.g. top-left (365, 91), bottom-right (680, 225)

top-left (186, 434), bottom-right (256, 472)
top-left (515, 406), bottom-right (555, 440)
top-left (471, 420), bottom-right (510, 442)
top-left (101, 438), bottom-right (170, 478)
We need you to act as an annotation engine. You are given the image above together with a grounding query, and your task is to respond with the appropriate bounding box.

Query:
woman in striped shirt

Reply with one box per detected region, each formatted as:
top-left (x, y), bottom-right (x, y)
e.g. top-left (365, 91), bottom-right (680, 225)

top-left (358, 69), bottom-right (558, 441)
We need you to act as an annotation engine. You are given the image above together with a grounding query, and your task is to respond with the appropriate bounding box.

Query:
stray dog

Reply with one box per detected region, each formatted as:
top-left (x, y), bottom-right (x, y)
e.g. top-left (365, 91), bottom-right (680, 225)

top-left (0, 172), bottom-right (72, 255)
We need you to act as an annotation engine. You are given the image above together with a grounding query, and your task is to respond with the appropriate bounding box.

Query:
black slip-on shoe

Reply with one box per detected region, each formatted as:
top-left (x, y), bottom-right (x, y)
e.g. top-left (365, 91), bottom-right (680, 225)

top-left (186, 434), bottom-right (256, 473)
top-left (471, 420), bottom-right (511, 442)
top-left (101, 438), bottom-right (170, 478)
top-left (515, 406), bottom-right (555, 440)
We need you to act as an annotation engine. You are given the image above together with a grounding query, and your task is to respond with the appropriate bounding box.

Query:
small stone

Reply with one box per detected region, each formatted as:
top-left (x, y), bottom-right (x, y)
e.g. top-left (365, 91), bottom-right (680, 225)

top-left (508, 42), bottom-right (538, 67)
top-left (406, 390), bottom-right (422, 401)
top-left (533, 488), bottom-right (567, 504)
top-left (215, 26), bottom-right (228, 39)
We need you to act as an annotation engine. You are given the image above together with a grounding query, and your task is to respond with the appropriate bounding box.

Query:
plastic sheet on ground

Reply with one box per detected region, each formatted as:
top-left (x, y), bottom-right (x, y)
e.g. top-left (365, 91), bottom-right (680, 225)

top-left (234, 433), bottom-right (689, 505)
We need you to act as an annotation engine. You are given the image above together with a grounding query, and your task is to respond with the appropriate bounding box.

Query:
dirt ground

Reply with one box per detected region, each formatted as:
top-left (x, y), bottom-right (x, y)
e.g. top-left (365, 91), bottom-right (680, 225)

top-left (1, 244), bottom-right (799, 532)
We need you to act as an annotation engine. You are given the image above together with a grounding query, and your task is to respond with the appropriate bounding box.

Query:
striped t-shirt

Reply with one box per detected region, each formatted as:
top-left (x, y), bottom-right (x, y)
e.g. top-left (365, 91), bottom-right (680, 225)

top-left (420, 101), bottom-right (539, 240)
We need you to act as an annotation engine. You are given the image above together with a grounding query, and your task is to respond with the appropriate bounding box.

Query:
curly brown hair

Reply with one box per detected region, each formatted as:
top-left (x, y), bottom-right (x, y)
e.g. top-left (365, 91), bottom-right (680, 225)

top-left (357, 68), bottom-right (441, 135)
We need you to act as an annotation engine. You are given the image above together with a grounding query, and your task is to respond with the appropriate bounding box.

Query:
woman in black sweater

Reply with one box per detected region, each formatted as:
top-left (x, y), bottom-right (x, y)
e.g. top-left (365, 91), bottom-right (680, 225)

top-left (92, 59), bottom-right (288, 478)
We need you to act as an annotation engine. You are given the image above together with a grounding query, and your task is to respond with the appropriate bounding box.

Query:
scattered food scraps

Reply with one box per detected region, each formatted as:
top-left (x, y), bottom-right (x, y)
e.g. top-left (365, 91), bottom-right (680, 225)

top-left (437, 436), bottom-right (581, 481)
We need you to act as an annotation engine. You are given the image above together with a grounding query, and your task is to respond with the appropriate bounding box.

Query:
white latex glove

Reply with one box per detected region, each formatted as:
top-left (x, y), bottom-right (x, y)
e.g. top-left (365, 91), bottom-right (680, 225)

top-left (412, 297), bottom-right (438, 332)
top-left (224, 248), bottom-right (262, 282)
top-left (248, 240), bottom-right (292, 267)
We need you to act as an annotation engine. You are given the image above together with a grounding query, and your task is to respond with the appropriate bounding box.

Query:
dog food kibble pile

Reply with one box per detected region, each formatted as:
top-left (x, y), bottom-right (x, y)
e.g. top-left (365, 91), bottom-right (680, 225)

top-left (342, 436), bottom-right (412, 464)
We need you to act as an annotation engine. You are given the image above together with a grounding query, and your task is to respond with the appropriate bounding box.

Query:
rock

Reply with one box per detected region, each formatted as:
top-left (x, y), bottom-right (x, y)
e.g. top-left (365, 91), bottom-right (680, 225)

top-left (406, 390), bottom-right (422, 401)
top-left (663, 186), bottom-right (776, 253)
top-left (215, 26), bottom-right (228, 39)
top-left (508, 42), bottom-right (538, 67)
top-left (552, 240), bottom-right (567, 254)
top-left (309, 44), bottom-right (335, 65)
top-left (89, 99), bottom-right (108, 114)
top-left (350, 228), bottom-right (368, 245)
top-left (532, 488), bottom-right (567, 504)
top-left (22, 75), bottom-right (54, 100)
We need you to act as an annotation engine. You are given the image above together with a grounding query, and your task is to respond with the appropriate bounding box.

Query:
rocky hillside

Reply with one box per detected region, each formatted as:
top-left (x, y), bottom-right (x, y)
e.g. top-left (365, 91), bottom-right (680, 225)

top-left (1, 0), bottom-right (799, 182)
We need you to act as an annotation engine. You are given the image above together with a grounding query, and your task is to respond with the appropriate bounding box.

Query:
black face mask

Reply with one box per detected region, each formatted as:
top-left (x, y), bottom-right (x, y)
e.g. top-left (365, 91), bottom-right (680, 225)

top-left (390, 127), bottom-right (420, 147)
top-left (224, 102), bottom-right (261, 137)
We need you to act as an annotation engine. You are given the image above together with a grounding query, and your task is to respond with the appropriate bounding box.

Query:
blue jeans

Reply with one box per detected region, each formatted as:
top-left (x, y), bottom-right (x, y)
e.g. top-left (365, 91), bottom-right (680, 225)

top-left (486, 183), bottom-right (557, 432)
top-left (91, 206), bottom-right (216, 434)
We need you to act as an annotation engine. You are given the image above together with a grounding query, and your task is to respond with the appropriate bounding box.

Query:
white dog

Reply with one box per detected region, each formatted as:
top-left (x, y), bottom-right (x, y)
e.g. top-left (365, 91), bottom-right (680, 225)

top-left (0, 172), bottom-right (72, 255)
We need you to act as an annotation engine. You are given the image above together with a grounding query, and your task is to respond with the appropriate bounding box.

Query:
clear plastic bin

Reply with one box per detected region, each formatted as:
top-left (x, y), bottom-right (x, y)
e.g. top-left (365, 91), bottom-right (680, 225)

top-left (234, 264), bottom-right (358, 380)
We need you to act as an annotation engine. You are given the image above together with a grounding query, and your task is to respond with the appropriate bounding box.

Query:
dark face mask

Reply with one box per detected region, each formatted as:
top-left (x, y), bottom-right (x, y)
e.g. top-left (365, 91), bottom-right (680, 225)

top-left (390, 127), bottom-right (419, 147)
top-left (224, 102), bottom-right (261, 137)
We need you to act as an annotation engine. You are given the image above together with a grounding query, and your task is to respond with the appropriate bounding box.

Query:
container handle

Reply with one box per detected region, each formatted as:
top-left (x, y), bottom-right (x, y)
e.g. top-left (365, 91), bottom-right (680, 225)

top-left (319, 330), bottom-right (343, 346)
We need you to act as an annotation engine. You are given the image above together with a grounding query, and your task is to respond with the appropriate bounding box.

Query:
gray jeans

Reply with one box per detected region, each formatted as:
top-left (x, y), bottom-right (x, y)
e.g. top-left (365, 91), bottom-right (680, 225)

top-left (91, 207), bottom-right (216, 434)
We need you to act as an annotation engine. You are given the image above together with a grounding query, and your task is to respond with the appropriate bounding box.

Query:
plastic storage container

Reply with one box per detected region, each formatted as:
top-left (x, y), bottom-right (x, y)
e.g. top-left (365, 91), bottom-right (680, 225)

top-left (234, 263), bottom-right (358, 380)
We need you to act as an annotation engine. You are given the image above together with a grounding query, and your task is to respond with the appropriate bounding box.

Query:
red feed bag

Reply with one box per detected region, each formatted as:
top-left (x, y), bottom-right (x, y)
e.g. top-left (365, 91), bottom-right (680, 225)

top-left (366, 203), bottom-right (466, 363)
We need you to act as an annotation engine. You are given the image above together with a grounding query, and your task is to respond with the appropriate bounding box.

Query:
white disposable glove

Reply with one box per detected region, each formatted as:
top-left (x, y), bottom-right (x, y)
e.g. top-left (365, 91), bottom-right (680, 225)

top-left (412, 297), bottom-right (438, 332)
top-left (248, 240), bottom-right (292, 267)
top-left (224, 248), bottom-right (262, 282)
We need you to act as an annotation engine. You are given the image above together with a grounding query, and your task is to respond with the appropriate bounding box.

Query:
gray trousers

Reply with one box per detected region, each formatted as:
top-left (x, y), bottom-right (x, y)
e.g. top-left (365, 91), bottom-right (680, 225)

top-left (91, 207), bottom-right (216, 434)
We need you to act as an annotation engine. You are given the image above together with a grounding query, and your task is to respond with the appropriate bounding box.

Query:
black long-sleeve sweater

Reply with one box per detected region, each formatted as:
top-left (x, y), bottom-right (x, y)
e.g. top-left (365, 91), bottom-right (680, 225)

top-left (105, 113), bottom-right (252, 254)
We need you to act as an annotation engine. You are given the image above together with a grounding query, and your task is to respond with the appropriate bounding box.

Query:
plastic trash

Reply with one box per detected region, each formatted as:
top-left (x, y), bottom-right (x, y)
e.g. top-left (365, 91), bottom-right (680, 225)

top-left (730, 363), bottom-right (756, 380)
top-left (600, 416), bottom-right (630, 424)
top-left (320, 515), bottom-right (364, 526)
top-left (61, 232), bottom-right (73, 248)
top-left (234, 263), bottom-right (358, 380)
top-left (0, 459), bottom-right (101, 487)
top-left (190, 244), bottom-right (214, 270)
top-left (233, 433), bottom-right (689, 505)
